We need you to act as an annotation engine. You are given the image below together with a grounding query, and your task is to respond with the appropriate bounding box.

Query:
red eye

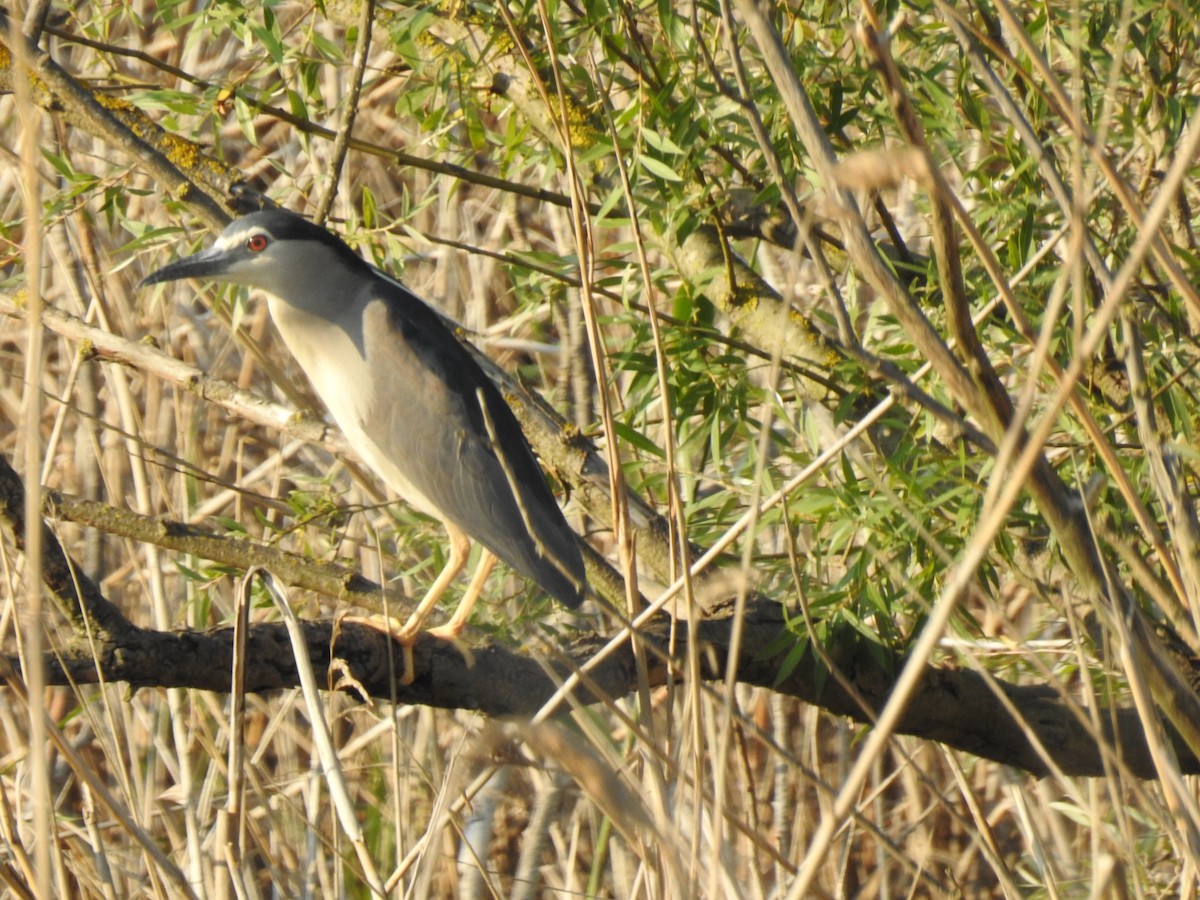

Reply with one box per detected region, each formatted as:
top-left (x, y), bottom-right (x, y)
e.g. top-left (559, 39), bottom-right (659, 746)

top-left (246, 234), bottom-right (269, 252)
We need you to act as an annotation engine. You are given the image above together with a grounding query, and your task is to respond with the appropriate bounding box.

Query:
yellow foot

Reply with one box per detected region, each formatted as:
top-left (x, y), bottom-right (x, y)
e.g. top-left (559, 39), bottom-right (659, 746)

top-left (424, 624), bottom-right (476, 670)
top-left (339, 615), bottom-right (476, 685)
top-left (339, 613), bottom-right (418, 685)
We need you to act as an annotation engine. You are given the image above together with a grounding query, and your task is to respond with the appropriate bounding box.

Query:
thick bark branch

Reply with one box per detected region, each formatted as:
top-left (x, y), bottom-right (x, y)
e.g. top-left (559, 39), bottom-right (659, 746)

top-left (22, 599), bottom-right (1197, 780)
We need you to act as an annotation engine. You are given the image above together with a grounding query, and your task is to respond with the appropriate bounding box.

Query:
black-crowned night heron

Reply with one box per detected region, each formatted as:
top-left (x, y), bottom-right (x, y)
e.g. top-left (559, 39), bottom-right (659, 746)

top-left (142, 208), bottom-right (585, 682)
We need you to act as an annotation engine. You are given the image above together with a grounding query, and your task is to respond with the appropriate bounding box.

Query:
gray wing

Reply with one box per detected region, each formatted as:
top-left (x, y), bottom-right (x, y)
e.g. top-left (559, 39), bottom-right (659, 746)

top-left (359, 287), bottom-right (585, 608)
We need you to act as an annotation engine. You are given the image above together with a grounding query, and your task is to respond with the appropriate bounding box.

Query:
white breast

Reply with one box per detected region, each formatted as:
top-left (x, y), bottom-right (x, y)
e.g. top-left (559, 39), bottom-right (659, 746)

top-left (265, 294), bottom-right (444, 520)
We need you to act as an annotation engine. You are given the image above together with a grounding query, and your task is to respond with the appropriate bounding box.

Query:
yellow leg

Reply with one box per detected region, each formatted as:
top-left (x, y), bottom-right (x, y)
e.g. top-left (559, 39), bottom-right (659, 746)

top-left (344, 524), bottom-right (471, 685)
top-left (396, 525), bottom-right (471, 638)
top-left (427, 550), bottom-right (497, 640)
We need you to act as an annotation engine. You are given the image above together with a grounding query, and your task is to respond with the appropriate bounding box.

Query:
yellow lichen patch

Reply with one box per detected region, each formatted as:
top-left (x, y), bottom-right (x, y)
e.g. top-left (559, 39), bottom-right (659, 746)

top-left (316, 0), bottom-right (362, 27)
top-left (101, 101), bottom-right (155, 140)
top-left (786, 310), bottom-right (840, 365)
top-left (199, 155), bottom-right (240, 181)
top-left (414, 28), bottom-right (454, 60)
top-left (94, 92), bottom-right (136, 113)
top-left (558, 94), bottom-right (598, 149)
top-left (95, 90), bottom-right (238, 185)
top-left (561, 422), bottom-right (591, 453)
top-left (727, 279), bottom-right (762, 311)
top-left (0, 40), bottom-right (50, 97)
top-left (77, 338), bottom-right (97, 361)
top-left (491, 29), bottom-right (514, 56)
top-left (159, 133), bottom-right (201, 170)
top-left (788, 309), bottom-right (820, 340)
top-left (138, 335), bottom-right (161, 349)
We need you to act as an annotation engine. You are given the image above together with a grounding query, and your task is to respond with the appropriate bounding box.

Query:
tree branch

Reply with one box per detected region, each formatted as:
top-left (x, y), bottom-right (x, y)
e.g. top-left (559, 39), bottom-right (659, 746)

top-left (19, 593), bottom-right (1196, 780)
top-left (0, 9), bottom-right (236, 228)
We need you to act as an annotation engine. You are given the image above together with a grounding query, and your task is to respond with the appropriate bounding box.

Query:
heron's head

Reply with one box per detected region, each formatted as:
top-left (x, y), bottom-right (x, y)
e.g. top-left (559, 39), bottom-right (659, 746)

top-left (140, 208), bottom-right (367, 300)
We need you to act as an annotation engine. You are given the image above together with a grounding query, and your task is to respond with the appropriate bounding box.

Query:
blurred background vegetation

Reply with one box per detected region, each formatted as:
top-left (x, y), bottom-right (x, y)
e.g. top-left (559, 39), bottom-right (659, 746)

top-left (1, 0), bottom-right (1199, 895)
